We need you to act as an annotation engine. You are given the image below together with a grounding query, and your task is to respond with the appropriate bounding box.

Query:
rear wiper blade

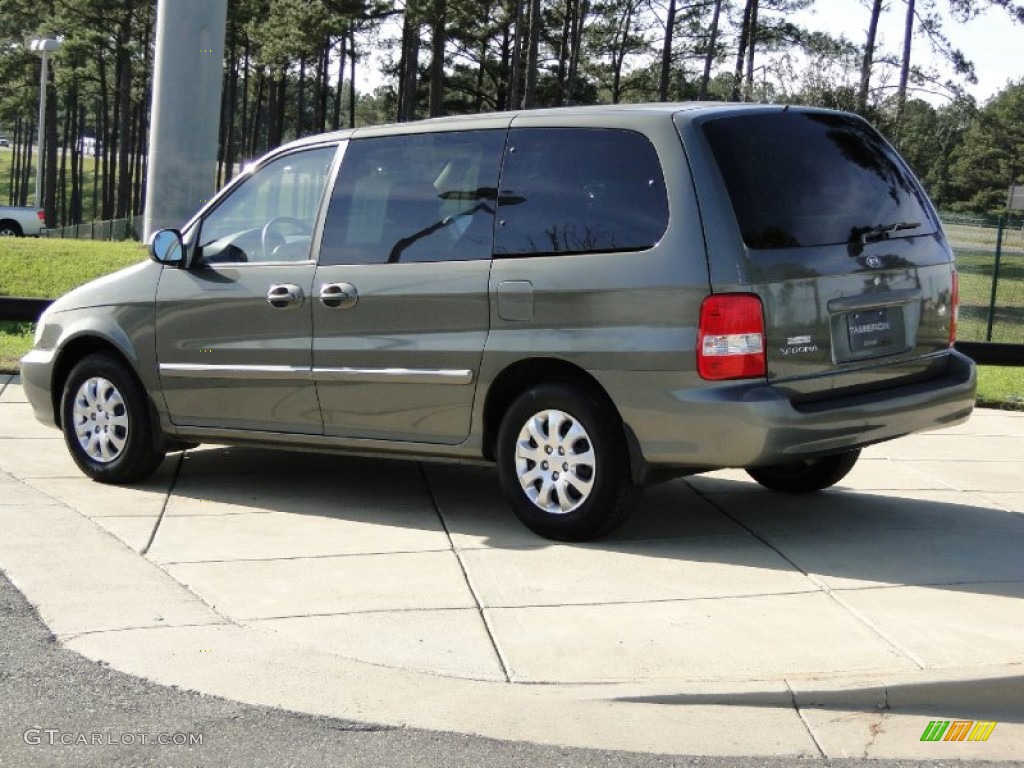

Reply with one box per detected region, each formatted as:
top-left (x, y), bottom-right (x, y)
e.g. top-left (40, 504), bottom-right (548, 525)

top-left (858, 221), bottom-right (922, 244)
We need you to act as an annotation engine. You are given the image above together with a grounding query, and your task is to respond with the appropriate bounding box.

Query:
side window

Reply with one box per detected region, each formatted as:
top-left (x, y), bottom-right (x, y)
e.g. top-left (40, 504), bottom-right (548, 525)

top-left (494, 128), bottom-right (669, 257)
top-left (196, 145), bottom-right (337, 265)
top-left (319, 130), bottom-right (505, 266)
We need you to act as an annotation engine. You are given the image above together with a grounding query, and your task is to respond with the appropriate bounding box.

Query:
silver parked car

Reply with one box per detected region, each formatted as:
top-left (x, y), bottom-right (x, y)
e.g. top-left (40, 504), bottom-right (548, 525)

top-left (22, 104), bottom-right (976, 540)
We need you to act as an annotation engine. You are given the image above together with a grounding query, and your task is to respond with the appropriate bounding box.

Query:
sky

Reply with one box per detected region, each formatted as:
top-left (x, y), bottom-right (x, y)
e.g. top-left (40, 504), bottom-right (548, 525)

top-left (792, 0), bottom-right (1024, 104)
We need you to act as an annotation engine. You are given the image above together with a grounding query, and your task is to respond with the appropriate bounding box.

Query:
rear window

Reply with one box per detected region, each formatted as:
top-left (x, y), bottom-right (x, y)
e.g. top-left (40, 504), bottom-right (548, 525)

top-left (702, 112), bottom-right (936, 250)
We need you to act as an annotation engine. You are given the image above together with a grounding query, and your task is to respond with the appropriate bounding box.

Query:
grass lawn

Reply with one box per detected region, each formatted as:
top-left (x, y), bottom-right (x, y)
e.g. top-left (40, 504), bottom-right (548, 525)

top-left (0, 237), bottom-right (145, 298)
top-left (976, 366), bottom-right (1024, 410)
top-left (0, 237), bottom-right (144, 369)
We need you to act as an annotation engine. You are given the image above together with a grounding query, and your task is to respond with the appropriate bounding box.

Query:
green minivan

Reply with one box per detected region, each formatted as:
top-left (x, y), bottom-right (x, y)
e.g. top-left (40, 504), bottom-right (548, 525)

top-left (22, 103), bottom-right (976, 540)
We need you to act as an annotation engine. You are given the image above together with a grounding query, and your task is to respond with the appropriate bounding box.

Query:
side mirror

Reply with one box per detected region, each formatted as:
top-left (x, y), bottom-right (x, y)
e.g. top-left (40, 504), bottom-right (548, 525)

top-left (149, 229), bottom-right (184, 266)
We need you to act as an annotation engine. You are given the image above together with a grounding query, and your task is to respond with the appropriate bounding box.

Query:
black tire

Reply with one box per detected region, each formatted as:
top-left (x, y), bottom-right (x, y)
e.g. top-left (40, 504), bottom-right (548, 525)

top-left (745, 449), bottom-right (861, 494)
top-left (0, 220), bottom-right (23, 237)
top-left (60, 353), bottom-right (166, 484)
top-left (496, 382), bottom-right (639, 541)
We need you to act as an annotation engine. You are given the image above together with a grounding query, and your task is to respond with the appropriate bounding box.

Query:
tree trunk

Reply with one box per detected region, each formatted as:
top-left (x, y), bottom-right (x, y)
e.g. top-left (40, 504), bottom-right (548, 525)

top-left (132, 103), bottom-right (146, 217)
top-left (732, 0), bottom-right (754, 101)
top-left (59, 96), bottom-right (71, 226)
top-left (115, 3), bottom-right (135, 220)
top-left (428, 0), bottom-right (447, 116)
top-left (20, 119), bottom-right (34, 207)
top-left (44, 69), bottom-right (59, 227)
top-left (743, 0), bottom-right (759, 99)
top-left (896, 0), bottom-right (915, 144)
top-left (565, 0), bottom-right (588, 105)
top-left (610, 1), bottom-right (634, 104)
top-left (317, 41), bottom-right (330, 133)
top-left (398, 11), bottom-right (421, 121)
top-left (241, 37), bottom-right (251, 156)
top-left (72, 106), bottom-right (84, 224)
top-left (474, 35), bottom-right (488, 112)
top-left (857, 0), bottom-right (884, 113)
top-left (349, 31), bottom-right (357, 129)
top-left (658, 0), bottom-right (677, 102)
top-left (115, 54), bottom-right (133, 219)
top-left (556, 0), bottom-right (572, 103)
top-left (523, 0), bottom-right (541, 108)
top-left (333, 37), bottom-right (346, 130)
top-left (508, 0), bottom-right (524, 110)
top-left (699, 0), bottom-right (723, 100)
top-left (296, 54), bottom-right (307, 138)
top-left (223, 35), bottom-right (239, 185)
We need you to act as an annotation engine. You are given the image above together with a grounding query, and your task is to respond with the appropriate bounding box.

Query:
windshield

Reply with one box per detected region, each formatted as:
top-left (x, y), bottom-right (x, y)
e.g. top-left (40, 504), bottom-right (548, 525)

top-left (702, 112), bottom-right (936, 250)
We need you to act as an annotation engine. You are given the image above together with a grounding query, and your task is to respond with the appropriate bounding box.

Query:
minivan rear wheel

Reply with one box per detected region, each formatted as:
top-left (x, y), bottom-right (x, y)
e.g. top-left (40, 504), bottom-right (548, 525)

top-left (745, 449), bottom-right (860, 493)
top-left (496, 383), bottom-right (639, 541)
top-left (61, 353), bottom-right (166, 484)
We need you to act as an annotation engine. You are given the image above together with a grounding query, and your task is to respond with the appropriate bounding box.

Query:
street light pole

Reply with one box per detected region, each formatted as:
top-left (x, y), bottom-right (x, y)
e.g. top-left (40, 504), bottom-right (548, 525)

top-left (29, 38), bottom-right (62, 211)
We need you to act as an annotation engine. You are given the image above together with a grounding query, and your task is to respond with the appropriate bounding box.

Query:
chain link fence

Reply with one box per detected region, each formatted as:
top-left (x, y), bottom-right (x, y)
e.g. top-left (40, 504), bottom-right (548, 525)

top-left (942, 214), bottom-right (1024, 345)
top-left (42, 217), bottom-right (139, 242)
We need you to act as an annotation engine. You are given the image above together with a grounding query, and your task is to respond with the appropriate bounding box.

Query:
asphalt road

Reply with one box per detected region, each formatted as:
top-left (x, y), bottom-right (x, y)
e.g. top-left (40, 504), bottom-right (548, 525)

top-left (2, 572), bottom-right (1020, 768)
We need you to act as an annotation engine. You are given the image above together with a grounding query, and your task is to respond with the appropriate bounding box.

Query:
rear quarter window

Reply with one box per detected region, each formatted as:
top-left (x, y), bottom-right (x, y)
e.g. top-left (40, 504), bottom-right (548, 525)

top-left (702, 112), bottom-right (936, 250)
top-left (494, 128), bottom-right (669, 257)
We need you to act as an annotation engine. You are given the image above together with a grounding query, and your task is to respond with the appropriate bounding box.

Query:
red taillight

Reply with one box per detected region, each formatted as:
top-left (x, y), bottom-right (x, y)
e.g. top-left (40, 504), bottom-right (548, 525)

top-left (949, 269), bottom-right (959, 345)
top-left (697, 294), bottom-right (766, 380)
top-left (36, 210), bottom-right (45, 223)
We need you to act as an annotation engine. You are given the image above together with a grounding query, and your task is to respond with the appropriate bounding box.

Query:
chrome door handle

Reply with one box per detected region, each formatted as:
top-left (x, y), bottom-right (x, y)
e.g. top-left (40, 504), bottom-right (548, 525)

top-left (266, 283), bottom-right (305, 309)
top-left (319, 282), bottom-right (358, 309)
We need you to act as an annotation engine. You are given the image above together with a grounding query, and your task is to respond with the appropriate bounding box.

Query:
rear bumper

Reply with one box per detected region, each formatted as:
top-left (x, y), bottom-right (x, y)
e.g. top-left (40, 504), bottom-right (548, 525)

top-left (605, 350), bottom-right (977, 470)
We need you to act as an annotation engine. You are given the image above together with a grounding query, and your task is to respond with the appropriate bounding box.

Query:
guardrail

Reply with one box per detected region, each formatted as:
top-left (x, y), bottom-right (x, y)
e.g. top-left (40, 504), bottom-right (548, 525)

top-left (1, 294), bottom-right (1022, 366)
top-left (0, 297), bottom-right (52, 322)
top-left (954, 341), bottom-right (1024, 367)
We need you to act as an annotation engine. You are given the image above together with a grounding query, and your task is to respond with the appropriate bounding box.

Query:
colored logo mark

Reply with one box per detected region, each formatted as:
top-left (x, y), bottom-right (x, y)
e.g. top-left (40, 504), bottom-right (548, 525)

top-left (920, 720), bottom-right (997, 742)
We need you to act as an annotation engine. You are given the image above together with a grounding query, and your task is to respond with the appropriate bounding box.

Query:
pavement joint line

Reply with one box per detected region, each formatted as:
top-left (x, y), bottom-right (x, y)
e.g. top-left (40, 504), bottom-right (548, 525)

top-left (896, 459), bottom-right (969, 492)
top-left (55, 618), bottom-right (231, 643)
top-left (140, 451), bottom-right (184, 556)
top-left (242, 606), bottom-right (485, 622)
top-left (971, 492), bottom-right (1024, 516)
top-left (685, 480), bottom-right (932, 670)
top-left (417, 462), bottom-right (513, 684)
top-left (154, 547), bottom-right (457, 566)
top-left (824, 590), bottom-right (927, 671)
top-left (477, 589), bottom-right (829, 611)
top-left (227, 588), bottom-right (832, 620)
top-left (784, 678), bottom-right (827, 759)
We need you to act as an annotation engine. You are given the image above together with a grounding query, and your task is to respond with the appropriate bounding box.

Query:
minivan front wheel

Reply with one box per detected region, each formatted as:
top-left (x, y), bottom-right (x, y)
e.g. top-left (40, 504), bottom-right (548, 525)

top-left (496, 383), bottom-right (638, 541)
top-left (61, 353), bottom-right (166, 484)
top-left (745, 449), bottom-right (860, 493)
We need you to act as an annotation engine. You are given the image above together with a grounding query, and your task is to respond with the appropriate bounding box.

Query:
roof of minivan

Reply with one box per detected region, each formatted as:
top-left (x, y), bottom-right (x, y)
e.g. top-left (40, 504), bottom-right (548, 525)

top-left (275, 102), bottom-right (819, 154)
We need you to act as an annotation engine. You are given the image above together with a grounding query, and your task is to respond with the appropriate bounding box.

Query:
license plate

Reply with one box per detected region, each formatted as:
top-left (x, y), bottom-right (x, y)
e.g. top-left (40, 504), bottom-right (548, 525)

top-left (847, 308), bottom-right (894, 352)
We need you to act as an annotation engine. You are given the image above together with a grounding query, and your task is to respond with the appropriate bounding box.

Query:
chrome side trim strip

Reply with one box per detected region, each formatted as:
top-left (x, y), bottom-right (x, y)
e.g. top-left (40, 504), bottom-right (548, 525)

top-left (312, 367), bottom-right (473, 385)
top-left (159, 364), bottom-right (309, 381)
top-left (159, 363), bottom-right (473, 386)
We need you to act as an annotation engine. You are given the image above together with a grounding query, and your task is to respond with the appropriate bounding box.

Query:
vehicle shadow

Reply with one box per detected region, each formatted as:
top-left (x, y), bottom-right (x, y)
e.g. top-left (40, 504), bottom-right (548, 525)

top-left (154, 444), bottom-right (1024, 602)
top-left (618, 674), bottom-right (1024, 723)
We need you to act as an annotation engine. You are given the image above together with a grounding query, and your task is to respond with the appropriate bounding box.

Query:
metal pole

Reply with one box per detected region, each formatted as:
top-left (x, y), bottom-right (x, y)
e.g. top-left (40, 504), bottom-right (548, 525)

top-left (34, 51), bottom-right (48, 208)
top-left (143, 0), bottom-right (229, 241)
top-left (985, 215), bottom-right (1005, 342)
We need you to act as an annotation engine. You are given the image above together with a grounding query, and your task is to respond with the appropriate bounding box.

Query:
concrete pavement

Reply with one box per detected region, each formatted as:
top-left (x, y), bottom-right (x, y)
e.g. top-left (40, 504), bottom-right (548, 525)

top-left (2, 371), bottom-right (1023, 760)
